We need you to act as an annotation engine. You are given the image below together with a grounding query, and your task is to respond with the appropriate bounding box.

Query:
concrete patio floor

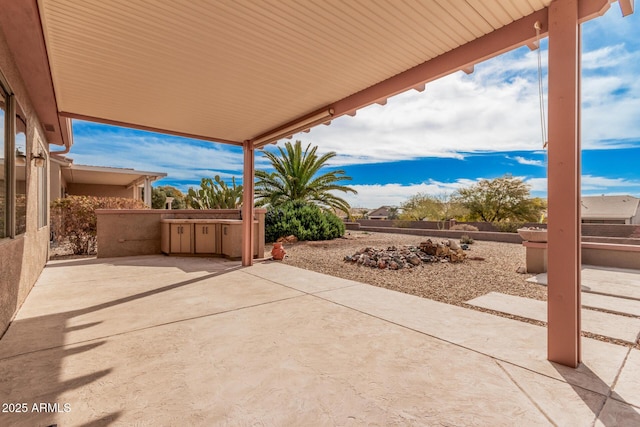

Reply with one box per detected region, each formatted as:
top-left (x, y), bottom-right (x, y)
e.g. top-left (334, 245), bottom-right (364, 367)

top-left (1, 255), bottom-right (639, 426)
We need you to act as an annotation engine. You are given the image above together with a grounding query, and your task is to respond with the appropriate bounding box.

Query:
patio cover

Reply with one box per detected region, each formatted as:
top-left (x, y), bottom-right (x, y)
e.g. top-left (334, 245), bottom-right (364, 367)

top-left (0, 0), bottom-right (634, 367)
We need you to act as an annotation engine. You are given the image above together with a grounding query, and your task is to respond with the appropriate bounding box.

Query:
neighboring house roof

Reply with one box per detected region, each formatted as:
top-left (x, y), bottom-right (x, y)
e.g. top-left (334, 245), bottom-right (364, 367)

top-left (581, 195), bottom-right (640, 220)
top-left (53, 156), bottom-right (167, 187)
top-left (368, 206), bottom-right (393, 218)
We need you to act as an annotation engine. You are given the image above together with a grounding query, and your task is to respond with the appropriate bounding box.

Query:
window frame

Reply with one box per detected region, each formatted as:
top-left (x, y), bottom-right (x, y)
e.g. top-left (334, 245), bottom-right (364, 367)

top-left (0, 70), bottom-right (28, 240)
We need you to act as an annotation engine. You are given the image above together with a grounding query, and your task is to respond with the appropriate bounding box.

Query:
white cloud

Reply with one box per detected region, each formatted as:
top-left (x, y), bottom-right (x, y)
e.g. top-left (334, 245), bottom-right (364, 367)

top-left (512, 156), bottom-right (544, 167)
top-left (582, 44), bottom-right (631, 70)
top-left (295, 70), bottom-right (545, 166)
top-left (526, 178), bottom-right (548, 195)
top-left (340, 174), bottom-right (640, 208)
top-left (277, 39), bottom-right (640, 165)
top-left (70, 122), bottom-right (249, 184)
top-left (581, 175), bottom-right (640, 191)
top-left (339, 179), bottom-right (478, 208)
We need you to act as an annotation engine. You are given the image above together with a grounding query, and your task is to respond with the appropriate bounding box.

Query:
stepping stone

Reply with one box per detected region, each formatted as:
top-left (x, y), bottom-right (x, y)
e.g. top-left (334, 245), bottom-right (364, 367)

top-left (527, 266), bottom-right (640, 301)
top-left (468, 292), bottom-right (640, 344)
top-left (582, 293), bottom-right (640, 318)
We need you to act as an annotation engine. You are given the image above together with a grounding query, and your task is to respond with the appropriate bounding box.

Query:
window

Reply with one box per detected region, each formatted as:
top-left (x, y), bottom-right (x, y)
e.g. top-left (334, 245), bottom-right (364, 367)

top-left (0, 71), bottom-right (29, 239)
top-left (15, 104), bottom-right (27, 235)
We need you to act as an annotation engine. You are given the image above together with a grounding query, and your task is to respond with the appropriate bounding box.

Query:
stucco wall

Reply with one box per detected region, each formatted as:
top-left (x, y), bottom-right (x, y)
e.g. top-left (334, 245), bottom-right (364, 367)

top-left (0, 29), bottom-right (50, 335)
top-left (67, 183), bottom-right (135, 199)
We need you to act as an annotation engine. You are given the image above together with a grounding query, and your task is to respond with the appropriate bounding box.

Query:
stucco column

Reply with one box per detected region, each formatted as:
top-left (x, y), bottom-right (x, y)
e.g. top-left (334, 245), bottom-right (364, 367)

top-left (143, 176), bottom-right (152, 207)
top-left (242, 141), bottom-right (255, 266)
top-left (547, 0), bottom-right (581, 368)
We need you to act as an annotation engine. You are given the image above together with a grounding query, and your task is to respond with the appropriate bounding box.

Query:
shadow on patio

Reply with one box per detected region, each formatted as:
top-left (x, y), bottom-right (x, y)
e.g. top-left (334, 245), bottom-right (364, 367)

top-left (0, 255), bottom-right (638, 425)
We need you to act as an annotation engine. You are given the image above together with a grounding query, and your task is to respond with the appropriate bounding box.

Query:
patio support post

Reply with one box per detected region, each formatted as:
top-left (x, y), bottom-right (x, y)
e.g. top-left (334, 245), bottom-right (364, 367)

top-left (143, 176), bottom-right (152, 207)
top-left (547, 0), bottom-right (582, 368)
top-left (241, 141), bottom-right (255, 266)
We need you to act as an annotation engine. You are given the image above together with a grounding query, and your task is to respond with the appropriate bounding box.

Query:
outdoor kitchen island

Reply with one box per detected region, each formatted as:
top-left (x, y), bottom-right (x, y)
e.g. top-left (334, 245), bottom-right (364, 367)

top-left (96, 209), bottom-right (265, 259)
top-left (160, 218), bottom-right (261, 259)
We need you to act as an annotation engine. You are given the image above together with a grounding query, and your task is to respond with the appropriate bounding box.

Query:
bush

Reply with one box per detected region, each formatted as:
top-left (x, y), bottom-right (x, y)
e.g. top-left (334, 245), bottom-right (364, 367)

top-left (460, 235), bottom-right (474, 244)
top-left (492, 221), bottom-right (526, 233)
top-left (51, 196), bottom-right (148, 254)
top-left (450, 224), bottom-right (479, 231)
top-left (265, 200), bottom-right (345, 242)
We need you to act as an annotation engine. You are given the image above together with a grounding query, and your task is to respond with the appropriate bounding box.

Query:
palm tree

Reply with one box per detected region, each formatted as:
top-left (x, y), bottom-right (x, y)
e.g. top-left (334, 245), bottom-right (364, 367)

top-left (255, 140), bottom-right (357, 213)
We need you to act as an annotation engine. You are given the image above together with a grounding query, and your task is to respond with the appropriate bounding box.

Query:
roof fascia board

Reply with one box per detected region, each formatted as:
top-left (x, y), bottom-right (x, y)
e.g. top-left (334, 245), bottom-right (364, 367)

top-left (59, 112), bottom-right (243, 146)
top-left (127, 175), bottom-right (165, 189)
top-left (70, 164), bottom-right (167, 178)
top-left (251, 109), bottom-right (335, 148)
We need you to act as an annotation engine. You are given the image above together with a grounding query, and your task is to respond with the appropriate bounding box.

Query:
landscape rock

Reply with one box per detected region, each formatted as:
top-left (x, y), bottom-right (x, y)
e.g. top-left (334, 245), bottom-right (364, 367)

top-left (448, 239), bottom-right (461, 251)
top-left (344, 242), bottom-right (466, 270)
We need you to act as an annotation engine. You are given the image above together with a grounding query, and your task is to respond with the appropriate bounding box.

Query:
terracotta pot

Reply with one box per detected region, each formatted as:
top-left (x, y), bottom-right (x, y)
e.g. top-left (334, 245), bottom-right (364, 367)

top-left (271, 242), bottom-right (286, 260)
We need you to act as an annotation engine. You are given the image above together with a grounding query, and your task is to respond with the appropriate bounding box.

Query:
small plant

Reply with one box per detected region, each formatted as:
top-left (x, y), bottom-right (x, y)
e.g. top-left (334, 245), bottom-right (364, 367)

top-left (460, 234), bottom-right (474, 245)
top-left (451, 224), bottom-right (479, 231)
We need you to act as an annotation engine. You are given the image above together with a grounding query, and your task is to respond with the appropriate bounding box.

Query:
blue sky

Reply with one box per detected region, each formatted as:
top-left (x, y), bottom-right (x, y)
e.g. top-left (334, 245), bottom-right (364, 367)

top-left (68, 6), bottom-right (640, 208)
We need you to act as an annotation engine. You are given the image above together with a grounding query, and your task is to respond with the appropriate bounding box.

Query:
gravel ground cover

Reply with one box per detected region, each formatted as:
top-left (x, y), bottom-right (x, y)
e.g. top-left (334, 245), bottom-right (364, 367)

top-left (279, 230), bottom-right (638, 348)
top-left (281, 230), bottom-right (547, 305)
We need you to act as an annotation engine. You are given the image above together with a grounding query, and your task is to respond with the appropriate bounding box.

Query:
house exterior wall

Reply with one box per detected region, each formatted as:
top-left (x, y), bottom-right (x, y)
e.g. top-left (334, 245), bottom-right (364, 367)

top-left (0, 29), bottom-right (50, 335)
top-left (67, 183), bottom-right (135, 199)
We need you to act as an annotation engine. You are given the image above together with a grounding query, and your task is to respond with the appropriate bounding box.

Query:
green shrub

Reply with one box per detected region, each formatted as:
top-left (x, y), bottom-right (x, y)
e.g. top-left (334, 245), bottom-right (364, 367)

top-left (451, 224), bottom-right (479, 231)
top-left (460, 234), bottom-right (475, 244)
top-left (51, 196), bottom-right (148, 255)
top-left (492, 221), bottom-right (526, 233)
top-left (265, 200), bottom-right (345, 242)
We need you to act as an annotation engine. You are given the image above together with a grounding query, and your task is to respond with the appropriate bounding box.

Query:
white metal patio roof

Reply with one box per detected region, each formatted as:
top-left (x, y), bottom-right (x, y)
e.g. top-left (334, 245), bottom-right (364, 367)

top-left (3, 0), bottom-right (631, 149)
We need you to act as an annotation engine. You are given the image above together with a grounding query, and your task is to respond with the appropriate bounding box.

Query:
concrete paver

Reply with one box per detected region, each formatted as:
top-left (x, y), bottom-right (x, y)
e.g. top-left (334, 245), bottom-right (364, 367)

top-left (582, 292), bottom-right (640, 317)
top-left (596, 398), bottom-right (640, 426)
top-left (528, 266), bottom-right (640, 300)
top-left (467, 292), bottom-right (640, 343)
top-left (612, 349), bottom-right (640, 408)
top-left (1, 256), bottom-right (638, 425)
top-left (320, 283), bottom-right (629, 396)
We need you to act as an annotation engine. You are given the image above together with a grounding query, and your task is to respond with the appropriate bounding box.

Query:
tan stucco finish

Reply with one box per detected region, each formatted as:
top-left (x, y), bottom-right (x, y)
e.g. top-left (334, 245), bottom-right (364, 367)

top-left (0, 27), bottom-right (50, 335)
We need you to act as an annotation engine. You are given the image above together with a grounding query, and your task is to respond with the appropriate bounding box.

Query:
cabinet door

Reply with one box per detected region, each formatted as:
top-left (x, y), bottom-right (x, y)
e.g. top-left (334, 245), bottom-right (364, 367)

top-left (170, 224), bottom-right (192, 253)
top-left (170, 224), bottom-right (183, 253)
top-left (180, 224), bottom-right (192, 253)
top-left (195, 224), bottom-right (216, 253)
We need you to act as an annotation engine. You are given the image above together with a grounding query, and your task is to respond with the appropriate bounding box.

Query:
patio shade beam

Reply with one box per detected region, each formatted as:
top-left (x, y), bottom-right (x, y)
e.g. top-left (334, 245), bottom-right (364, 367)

top-left (59, 112), bottom-right (243, 147)
top-left (547, 0), bottom-right (582, 368)
top-left (619, 0), bottom-right (634, 16)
